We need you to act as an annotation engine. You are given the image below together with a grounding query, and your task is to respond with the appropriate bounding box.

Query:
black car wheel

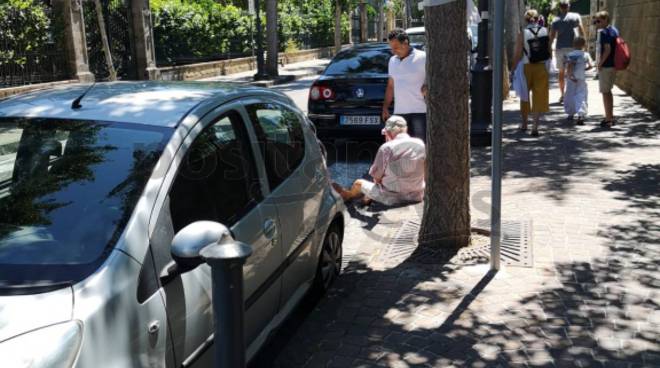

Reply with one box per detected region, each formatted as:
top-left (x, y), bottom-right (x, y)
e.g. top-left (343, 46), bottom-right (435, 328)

top-left (314, 224), bottom-right (343, 292)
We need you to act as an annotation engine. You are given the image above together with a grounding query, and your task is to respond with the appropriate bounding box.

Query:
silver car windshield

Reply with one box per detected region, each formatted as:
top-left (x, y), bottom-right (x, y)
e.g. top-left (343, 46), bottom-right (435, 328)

top-left (0, 118), bottom-right (171, 292)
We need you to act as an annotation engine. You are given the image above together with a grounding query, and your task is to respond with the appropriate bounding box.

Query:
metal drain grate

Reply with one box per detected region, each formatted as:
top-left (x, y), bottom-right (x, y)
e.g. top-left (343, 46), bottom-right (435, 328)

top-left (379, 218), bottom-right (534, 267)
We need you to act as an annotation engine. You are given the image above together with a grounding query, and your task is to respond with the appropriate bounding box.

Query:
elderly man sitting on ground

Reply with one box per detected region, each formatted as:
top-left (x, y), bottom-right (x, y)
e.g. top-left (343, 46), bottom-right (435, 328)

top-left (332, 116), bottom-right (426, 206)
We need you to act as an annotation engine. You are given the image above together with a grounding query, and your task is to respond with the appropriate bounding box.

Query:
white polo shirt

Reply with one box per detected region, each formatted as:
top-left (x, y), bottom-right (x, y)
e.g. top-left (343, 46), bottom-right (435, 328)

top-left (388, 48), bottom-right (427, 114)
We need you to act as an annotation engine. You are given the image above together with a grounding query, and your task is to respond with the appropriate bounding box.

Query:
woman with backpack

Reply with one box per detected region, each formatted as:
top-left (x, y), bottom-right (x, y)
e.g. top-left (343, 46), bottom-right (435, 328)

top-left (512, 9), bottom-right (551, 137)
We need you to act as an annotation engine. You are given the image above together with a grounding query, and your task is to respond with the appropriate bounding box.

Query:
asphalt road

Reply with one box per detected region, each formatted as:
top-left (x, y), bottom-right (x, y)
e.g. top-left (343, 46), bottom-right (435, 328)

top-left (271, 75), bottom-right (317, 113)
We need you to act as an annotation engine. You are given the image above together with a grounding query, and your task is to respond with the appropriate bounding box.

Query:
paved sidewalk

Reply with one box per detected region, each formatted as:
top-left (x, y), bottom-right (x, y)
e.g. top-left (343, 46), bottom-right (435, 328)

top-left (198, 58), bottom-right (330, 86)
top-left (266, 76), bottom-right (660, 367)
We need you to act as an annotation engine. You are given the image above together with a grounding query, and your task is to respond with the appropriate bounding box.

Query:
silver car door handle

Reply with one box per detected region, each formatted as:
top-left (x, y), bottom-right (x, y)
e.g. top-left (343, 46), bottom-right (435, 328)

top-left (263, 219), bottom-right (277, 241)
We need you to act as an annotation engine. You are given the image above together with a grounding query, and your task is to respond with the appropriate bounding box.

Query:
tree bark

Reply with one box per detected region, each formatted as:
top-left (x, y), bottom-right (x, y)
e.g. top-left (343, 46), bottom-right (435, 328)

top-left (265, 0), bottom-right (278, 77)
top-left (419, 0), bottom-right (471, 249)
top-left (504, 0), bottom-right (525, 63)
top-left (377, 0), bottom-right (384, 41)
top-left (94, 0), bottom-right (116, 81)
top-left (359, 2), bottom-right (367, 43)
top-left (335, 0), bottom-right (342, 53)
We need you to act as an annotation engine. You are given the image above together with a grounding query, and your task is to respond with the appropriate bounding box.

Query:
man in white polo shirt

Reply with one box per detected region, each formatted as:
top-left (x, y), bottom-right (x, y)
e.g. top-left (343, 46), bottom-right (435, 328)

top-left (381, 29), bottom-right (427, 143)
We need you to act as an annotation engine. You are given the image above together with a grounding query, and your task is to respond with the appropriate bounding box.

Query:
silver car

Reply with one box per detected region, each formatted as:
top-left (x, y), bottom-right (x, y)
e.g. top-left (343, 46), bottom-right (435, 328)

top-left (0, 82), bottom-right (345, 367)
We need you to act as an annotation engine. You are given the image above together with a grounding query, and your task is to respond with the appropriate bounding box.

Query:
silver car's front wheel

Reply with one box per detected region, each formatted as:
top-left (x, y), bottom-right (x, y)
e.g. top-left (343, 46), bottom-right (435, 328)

top-left (315, 225), bottom-right (342, 292)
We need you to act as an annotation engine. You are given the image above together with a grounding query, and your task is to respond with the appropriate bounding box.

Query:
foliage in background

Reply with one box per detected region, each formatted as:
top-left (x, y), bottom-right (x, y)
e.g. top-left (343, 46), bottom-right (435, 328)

top-left (527, 0), bottom-right (555, 18)
top-left (151, 0), bottom-right (350, 65)
top-left (0, 0), bottom-right (53, 66)
top-left (151, 0), bottom-right (252, 65)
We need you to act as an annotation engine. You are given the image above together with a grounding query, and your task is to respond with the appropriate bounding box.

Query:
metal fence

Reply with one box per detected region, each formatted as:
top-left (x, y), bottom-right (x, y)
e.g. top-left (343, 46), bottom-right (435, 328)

top-left (155, 39), bottom-right (254, 67)
top-left (83, 0), bottom-right (136, 80)
top-left (0, 1), bottom-right (70, 88)
top-left (351, 14), bottom-right (379, 43)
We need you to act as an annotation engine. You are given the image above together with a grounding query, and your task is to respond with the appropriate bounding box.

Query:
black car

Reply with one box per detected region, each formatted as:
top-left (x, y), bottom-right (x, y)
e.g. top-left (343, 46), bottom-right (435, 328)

top-left (308, 43), bottom-right (392, 141)
top-left (308, 43), bottom-right (490, 145)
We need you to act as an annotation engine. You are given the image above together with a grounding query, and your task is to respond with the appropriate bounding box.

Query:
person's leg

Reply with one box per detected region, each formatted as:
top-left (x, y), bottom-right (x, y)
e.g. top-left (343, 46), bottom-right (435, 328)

top-left (564, 79), bottom-right (576, 120)
top-left (532, 112), bottom-right (541, 135)
top-left (577, 80), bottom-right (588, 124)
top-left (331, 180), bottom-right (364, 201)
top-left (410, 114), bottom-right (427, 143)
top-left (603, 92), bottom-right (614, 121)
top-left (599, 68), bottom-right (616, 125)
top-left (530, 63), bottom-right (549, 136)
top-left (555, 49), bottom-right (567, 101)
top-left (558, 66), bottom-right (566, 100)
top-left (400, 114), bottom-right (414, 137)
top-left (523, 63), bottom-right (534, 130)
top-left (520, 101), bottom-right (530, 130)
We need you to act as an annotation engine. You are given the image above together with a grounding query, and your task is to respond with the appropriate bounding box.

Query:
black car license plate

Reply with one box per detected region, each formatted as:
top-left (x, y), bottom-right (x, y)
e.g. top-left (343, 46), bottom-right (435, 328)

top-left (340, 115), bottom-right (381, 125)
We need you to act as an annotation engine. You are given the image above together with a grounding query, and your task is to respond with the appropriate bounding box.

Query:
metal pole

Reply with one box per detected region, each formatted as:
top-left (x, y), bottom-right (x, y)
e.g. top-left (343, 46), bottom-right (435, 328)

top-left (200, 242), bottom-right (253, 368)
top-left (490, 0), bottom-right (504, 271)
top-left (470, 0), bottom-right (493, 138)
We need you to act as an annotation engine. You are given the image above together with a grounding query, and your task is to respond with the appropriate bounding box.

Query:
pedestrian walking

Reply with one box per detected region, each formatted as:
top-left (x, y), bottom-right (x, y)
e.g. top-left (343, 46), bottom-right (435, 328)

top-left (512, 9), bottom-right (551, 136)
top-left (332, 116), bottom-right (425, 206)
top-left (382, 29), bottom-right (428, 143)
top-left (563, 36), bottom-right (594, 125)
top-left (550, 0), bottom-right (585, 104)
top-left (594, 11), bottom-right (619, 127)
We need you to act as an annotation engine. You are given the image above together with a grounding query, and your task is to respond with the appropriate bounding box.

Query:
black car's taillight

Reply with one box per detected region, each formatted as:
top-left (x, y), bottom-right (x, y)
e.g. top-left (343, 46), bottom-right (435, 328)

top-left (309, 84), bottom-right (335, 101)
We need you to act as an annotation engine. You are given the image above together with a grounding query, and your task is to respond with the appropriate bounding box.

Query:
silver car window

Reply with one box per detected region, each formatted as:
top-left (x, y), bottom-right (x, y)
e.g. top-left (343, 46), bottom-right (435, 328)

top-left (245, 103), bottom-right (305, 191)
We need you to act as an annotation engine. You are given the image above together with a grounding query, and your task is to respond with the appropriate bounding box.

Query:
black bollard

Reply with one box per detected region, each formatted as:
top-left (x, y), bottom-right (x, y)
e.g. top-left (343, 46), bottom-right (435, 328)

top-left (200, 240), bottom-right (253, 368)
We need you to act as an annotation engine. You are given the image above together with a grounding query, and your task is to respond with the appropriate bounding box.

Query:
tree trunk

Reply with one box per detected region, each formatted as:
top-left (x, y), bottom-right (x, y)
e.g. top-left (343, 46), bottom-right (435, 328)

top-left (359, 2), bottom-right (367, 43)
top-left (94, 0), bottom-right (116, 81)
top-left (334, 0), bottom-right (342, 53)
top-left (377, 0), bottom-right (384, 41)
top-left (402, 1), bottom-right (408, 28)
top-left (419, 0), bottom-right (471, 249)
top-left (265, 0), bottom-right (278, 77)
top-left (504, 0), bottom-right (525, 63)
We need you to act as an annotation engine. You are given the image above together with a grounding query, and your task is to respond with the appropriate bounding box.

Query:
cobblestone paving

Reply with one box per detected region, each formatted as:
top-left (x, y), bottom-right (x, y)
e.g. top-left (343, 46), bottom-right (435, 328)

top-left (270, 78), bottom-right (660, 367)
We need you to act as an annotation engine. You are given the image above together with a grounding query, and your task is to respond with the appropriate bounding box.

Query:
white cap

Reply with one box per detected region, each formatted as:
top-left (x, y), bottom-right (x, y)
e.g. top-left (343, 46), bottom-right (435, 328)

top-left (559, 0), bottom-right (570, 5)
top-left (382, 115), bottom-right (407, 135)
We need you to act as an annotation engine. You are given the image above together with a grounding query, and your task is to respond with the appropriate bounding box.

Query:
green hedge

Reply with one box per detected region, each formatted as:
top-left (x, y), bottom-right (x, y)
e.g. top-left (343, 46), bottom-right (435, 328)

top-left (152, 0), bottom-right (350, 65)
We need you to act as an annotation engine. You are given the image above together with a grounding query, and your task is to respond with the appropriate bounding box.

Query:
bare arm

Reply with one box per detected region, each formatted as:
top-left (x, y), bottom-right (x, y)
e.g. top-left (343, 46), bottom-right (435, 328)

top-left (599, 44), bottom-right (611, 69)
top-left (577, 18), bottom-right (585, 37)
top-left (586, 55), bottom-right (594, 70)
top-left (369, 147), bottom-right (389, 182)
top-left (382, 78), bottom-right (394, 121)
top-left (549, 27), bottom-right (557, 49)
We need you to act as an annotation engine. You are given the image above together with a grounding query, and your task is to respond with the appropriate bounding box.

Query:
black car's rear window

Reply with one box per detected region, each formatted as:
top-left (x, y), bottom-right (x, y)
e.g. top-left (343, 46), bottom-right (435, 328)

top-left (324, 48), bottom-right (392, 75)
top-left (0, 117), bottom-right (171, 293)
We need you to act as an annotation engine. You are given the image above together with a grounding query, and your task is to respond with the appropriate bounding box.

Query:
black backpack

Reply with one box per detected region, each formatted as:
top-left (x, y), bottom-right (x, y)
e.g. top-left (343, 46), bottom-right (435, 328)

top-left (525, 26), bottom-right (550, 63)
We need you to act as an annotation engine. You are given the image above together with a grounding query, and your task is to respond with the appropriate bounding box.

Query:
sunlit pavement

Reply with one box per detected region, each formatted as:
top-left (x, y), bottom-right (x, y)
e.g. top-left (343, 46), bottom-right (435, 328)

top-left (250, 75), bottom-right (660, 367)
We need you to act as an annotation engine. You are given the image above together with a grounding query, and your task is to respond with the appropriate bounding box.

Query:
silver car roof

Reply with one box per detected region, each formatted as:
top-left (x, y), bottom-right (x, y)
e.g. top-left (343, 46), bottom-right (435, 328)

top-left (0, 81), bottom-right (287, 128)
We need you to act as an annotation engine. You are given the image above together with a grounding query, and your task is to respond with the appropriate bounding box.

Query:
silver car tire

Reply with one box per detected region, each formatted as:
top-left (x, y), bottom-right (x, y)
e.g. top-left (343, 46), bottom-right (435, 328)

top-left (314, 224), bottom-right (343, 292)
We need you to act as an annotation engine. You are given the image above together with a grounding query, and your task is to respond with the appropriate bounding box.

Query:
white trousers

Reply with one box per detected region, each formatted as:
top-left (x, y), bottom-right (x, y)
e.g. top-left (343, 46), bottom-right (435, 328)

top-left (564, 79), bottom-right (588, 117)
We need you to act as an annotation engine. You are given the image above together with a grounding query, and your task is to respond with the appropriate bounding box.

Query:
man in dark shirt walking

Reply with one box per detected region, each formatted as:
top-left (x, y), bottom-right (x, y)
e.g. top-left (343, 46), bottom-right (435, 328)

top-left (550, 0), bottom-right (584, 103)
top-left (595, 11), bottom-right (619, 127)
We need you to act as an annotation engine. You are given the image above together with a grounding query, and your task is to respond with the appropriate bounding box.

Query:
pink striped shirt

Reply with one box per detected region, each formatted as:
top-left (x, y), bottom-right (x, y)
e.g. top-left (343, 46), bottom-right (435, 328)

top-left (369, 133), bottom-right (426, 204)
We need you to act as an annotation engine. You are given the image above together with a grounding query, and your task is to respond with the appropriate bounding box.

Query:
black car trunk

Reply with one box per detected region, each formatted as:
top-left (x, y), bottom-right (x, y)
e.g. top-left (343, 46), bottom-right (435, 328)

top-left (311, 75), bottom-right (388, 110)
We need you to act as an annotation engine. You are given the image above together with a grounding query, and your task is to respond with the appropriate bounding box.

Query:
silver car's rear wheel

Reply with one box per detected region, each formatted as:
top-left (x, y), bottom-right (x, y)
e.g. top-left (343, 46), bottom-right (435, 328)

top-left (315, 225), bottom-right (342, 292)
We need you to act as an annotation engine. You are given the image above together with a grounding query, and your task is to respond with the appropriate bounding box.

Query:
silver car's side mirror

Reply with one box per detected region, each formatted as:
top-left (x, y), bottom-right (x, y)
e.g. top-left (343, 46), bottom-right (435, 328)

top-left (171, 221), bottom-right (233, 270)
